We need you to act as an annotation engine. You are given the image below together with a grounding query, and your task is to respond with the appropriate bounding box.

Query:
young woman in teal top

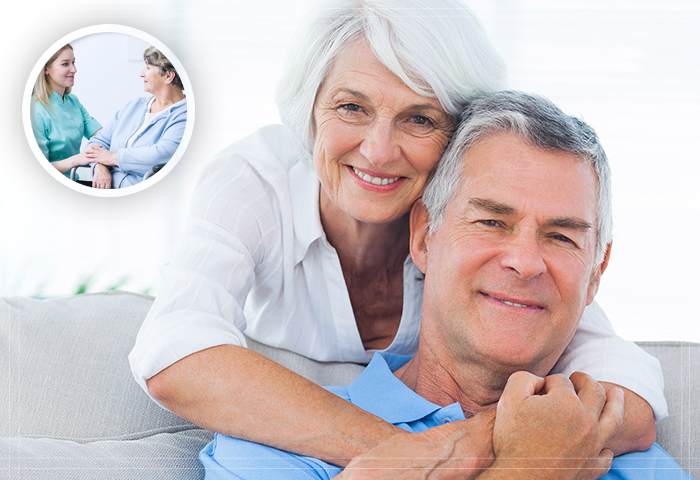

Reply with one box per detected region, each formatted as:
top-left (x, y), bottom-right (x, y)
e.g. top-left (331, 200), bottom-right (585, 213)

top-left (30, 44), bottom-right (102, 178)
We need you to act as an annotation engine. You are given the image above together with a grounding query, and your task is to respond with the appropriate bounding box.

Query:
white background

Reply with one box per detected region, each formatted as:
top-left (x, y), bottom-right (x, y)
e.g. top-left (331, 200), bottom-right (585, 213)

top-left (1, 0), bottom-right (698, 343)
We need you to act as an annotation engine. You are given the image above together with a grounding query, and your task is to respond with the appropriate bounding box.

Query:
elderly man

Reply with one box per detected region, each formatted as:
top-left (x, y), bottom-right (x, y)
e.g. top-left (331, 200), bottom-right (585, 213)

top-left (199, 92), bottom-right (690, 480)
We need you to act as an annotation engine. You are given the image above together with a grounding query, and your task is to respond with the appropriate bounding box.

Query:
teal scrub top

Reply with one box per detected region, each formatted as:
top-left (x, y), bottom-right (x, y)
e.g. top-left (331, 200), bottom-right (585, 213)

top-left (30, 91), bottom-right (102, 177)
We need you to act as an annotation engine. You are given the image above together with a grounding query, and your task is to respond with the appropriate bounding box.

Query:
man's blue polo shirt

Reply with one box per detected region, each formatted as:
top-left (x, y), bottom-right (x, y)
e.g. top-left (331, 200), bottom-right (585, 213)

top-left (199, 353), bottom-right (692, 480)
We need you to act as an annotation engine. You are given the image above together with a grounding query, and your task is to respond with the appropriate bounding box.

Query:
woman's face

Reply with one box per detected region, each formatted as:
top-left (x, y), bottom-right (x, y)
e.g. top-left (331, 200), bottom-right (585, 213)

top-left (313, 42), bottom-right (454, 225)
top-left (45, 48), bottom-right (76, 94)
top-left (141, 63), bottom-right (166, 93)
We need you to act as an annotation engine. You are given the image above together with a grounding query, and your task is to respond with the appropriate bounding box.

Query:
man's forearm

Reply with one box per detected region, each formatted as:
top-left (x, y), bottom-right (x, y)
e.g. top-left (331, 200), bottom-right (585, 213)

top-left (146, 344), bottom-right (401, 467)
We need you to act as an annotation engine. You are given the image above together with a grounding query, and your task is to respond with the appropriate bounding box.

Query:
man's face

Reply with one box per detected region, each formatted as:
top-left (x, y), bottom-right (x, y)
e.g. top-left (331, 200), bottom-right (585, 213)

top-left (412, 132), bottom-right (609, 375)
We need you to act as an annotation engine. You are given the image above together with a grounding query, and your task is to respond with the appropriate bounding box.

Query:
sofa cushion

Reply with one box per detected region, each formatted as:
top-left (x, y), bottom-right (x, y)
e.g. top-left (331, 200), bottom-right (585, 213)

top-left (1, 292), bottom-right (194, 440)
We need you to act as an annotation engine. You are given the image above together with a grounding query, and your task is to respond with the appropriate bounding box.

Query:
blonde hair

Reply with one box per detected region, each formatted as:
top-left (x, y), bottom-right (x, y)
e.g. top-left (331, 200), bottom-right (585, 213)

top-left (32, 44), bottom-right (74, 114)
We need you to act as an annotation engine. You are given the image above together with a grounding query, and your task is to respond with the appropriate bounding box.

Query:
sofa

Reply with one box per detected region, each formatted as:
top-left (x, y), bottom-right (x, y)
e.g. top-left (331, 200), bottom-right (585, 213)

top-left (1, 291), bottom-right (698, 479)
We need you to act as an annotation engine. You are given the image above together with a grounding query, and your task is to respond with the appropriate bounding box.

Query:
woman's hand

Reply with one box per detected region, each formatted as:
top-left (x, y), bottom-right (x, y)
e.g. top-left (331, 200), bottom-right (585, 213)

top-left (47, 151), bottom-right (93, 175)
top-left (93, 163), bottom-right (112, 189)
top-left (337, 411), bottom-right (495, 480)
top-left (85, 145), bottom-right (119, 166)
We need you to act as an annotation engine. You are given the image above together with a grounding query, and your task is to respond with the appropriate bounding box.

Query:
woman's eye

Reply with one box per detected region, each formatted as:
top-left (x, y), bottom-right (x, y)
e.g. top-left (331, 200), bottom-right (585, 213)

top-left (339, 103), bottom-right (363, 113)
top-left (411, 115), bottom-right (433, 126)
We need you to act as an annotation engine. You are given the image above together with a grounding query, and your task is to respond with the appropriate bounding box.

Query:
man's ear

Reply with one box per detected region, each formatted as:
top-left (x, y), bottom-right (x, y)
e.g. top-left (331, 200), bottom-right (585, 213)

top-left (410, 199), bottom-right (431, 275)
top-left (586, 242), bottom-right (612, 305)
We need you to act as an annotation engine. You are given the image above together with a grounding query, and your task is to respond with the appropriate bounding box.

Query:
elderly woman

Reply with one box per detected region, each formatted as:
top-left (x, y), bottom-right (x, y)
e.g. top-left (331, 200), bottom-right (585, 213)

top-left (85, 46), bottom-right (186, 189)
top-left (30, 44), bottom-right (102, 181)
top-left (130, 0), bottom-right (665, 475)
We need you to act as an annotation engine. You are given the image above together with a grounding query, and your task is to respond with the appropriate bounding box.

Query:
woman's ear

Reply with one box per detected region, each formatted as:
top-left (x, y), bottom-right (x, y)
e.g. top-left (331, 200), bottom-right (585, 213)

top-left (165, 71), bottom-right (175, 85)
top-left (410, 199), bottom-right (431, 275)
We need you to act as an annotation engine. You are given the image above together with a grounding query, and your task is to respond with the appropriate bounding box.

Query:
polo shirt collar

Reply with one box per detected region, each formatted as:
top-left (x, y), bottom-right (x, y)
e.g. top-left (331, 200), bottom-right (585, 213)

top-left (346, 353), bottom-right (446, 424)
top-left (289, 159), bottom-right (324, 265)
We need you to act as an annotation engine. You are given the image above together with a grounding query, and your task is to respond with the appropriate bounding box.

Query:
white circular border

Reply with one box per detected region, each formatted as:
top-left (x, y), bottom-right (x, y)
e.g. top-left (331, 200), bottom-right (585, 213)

top-left (22, 25), bottom-right (195, 197)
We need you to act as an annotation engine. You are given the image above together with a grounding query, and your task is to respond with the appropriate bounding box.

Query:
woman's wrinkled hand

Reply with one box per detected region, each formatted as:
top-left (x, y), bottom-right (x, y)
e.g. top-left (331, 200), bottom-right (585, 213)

top-left (336, 410), bottom-right (495, 480)
top-left (85, 145), bottom-right (119, 166)
top-left (92, 163), bottom-right (112, 189)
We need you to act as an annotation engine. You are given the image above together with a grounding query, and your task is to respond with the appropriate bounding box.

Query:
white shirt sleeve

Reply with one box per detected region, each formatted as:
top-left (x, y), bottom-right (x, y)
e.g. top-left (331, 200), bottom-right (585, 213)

top-left (552, 301), bottom-right (669, 421)
top-left (128, 150), bottom-right (276, 405)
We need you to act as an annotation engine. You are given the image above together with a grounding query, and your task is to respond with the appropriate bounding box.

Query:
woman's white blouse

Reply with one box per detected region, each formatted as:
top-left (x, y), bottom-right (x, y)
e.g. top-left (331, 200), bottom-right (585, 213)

top-left (129, 124), bottom-right (668, 420)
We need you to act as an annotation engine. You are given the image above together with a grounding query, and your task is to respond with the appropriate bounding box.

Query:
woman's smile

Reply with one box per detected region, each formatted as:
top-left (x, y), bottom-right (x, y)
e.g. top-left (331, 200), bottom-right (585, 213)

top-left (348, 165), bottom-right (404, 188)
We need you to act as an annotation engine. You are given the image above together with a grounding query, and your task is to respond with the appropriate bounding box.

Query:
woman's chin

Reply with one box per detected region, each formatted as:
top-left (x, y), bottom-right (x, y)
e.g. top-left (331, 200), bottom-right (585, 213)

top-left (342, 201), bottom-right (409, 226)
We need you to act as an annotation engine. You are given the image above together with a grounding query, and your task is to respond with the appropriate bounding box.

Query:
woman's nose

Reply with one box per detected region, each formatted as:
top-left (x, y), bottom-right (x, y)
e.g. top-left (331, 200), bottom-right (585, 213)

top-left (359, 119), bottom-right (401, 167)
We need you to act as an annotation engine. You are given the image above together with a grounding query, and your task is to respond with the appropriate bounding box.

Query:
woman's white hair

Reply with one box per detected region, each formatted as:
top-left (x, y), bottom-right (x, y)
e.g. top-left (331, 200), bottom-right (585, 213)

top-left (422, 91), bottom-right (613, 267)
top-left (275, 0), bottom-right (507, 157)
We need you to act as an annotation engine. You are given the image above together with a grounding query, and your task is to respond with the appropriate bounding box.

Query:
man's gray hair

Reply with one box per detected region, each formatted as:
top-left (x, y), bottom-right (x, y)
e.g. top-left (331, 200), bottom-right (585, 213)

top-left (422, 91), bottom-right (613, 266)
top-left (275, 0), bottom-right (507, 157)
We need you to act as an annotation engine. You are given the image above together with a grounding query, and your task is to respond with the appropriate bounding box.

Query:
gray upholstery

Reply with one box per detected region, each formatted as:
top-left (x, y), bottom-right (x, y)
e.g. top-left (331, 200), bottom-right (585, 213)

top-left (636, 341), bottom-right (699, 475)
top-left (0, 291), bottom-right (697, 479)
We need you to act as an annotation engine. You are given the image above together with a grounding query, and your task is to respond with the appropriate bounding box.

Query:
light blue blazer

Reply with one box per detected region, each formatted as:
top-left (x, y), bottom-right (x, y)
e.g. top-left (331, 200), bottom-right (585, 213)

top-left (88, 96), bottom-right (187, 188)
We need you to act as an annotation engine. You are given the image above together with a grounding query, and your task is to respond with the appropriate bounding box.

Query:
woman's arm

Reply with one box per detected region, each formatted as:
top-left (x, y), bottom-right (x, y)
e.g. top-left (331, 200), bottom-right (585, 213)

top-left (599, 382), bottom-right (655, 455)
top-left (92, 163), bottom-right (112, 189)
top-left (147, 345), bottom-right (402, 466)
top-left (114, 111), bottom-right (186, 176)
top-left (84, 108), bottom-right (186, 176)
top-left (77, 97), bottom-right (102, 139)
top-left (47, 151), bottom-right (93, 174)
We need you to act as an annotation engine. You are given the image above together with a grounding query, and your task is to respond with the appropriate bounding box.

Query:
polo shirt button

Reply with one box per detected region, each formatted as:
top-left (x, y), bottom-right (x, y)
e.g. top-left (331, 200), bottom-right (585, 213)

top-left (443, 418), bottom-right (451, 424)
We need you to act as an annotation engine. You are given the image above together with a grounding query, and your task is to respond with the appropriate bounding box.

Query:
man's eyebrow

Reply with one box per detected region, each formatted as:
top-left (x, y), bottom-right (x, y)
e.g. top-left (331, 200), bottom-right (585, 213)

top-left (547, 217), bottom-right (593, 232)
top-left (468, 198), bottom-right (594, 232)
top-left (468, 198), bottom-right (516, 215)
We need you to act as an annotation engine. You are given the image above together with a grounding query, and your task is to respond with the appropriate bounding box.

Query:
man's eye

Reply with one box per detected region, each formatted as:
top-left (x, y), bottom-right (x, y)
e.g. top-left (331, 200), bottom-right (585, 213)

top-left (479, 220), bottom-right (501, 227)
top-left (551, 234), bottom-right (575, 245)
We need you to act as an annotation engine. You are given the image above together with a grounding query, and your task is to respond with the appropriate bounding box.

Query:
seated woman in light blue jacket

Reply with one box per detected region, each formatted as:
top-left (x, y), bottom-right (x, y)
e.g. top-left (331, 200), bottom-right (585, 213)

top-left (30, 44), bottom-right (102, 182)
top-left (85, 46), bottom-right (187, 189)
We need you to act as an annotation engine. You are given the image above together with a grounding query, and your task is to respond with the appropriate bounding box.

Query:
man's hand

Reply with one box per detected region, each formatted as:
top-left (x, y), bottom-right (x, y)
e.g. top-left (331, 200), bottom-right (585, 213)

top-left (484, 371), bottom-right (625, 480)
top-left (336, 410), bottom-right (495, 480)
top-left (92, 163), bottom-right (112, 189)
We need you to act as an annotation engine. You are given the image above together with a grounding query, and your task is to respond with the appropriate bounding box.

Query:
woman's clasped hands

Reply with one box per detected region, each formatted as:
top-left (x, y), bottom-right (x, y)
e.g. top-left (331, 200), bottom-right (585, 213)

top-left (85, 144), bottom-right (119, 166)
top-left (85, 145), bottom-right (117, 189)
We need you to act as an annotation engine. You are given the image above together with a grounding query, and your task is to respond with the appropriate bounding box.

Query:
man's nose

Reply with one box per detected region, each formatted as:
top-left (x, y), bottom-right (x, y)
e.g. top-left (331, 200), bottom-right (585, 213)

top-left (500, 233), bottom-right (547, 281)
top-left (359, 119), bottom-right (401, 167)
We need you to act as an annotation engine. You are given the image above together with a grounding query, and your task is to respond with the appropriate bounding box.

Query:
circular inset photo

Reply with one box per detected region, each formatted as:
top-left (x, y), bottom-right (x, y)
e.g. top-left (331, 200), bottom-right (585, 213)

top-left (23, 25), bottom-right (194, 197)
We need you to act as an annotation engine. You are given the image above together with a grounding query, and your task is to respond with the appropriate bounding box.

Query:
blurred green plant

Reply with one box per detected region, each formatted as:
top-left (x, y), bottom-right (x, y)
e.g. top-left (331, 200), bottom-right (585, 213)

top-left (29, 274), bottom-right (155, 299)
